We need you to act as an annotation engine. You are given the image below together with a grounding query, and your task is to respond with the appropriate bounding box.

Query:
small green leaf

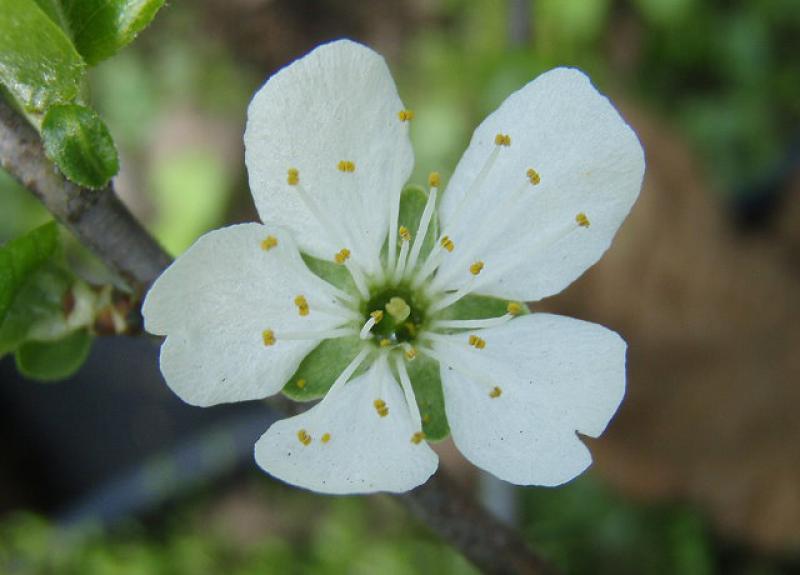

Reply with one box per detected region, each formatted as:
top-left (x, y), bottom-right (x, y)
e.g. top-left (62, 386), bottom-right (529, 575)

top-left (0, 222), bottom-right (60, 325)
top-left (437, 294), bottom-right (528, 321)
top-left (15, 328), bottom-right (92, 381)
top-left (407, 355), bottom-right (449, 441)
top-left (282, 337), bottom-right (363, 401)
top-left (41, 103), bottom-right (119, 188)
top-left (59, 0), bottom-right (166, 65)
top-left (301, 253), bottom-right (357, 294)
top-left (0, 0), bottom-right (85, 115)
top-left (397, 185), bottom-right (437, 261)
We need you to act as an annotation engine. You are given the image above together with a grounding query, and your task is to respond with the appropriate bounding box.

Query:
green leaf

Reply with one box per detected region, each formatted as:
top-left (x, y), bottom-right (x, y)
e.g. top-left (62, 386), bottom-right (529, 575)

top-left (15, 328), bottom-right (92, 381)
top-left (282, 337), bottom-right (363, 401)
top-left (0, 0), bottom-right (85, 115)
top-left (0, 222), bottom-right (60, 326)
top-left (407, 354), bottom-right (449, 441)
top-left (58, 0), bottom-right (166, 65)
top-left (436, 294), bottom-right (528, 321)
top-left (396, 185), bottom-right (437, 262)
top-left (301, 253), bottom-right (357, 294)
top-left (41, 103), bottom-right (119, 188)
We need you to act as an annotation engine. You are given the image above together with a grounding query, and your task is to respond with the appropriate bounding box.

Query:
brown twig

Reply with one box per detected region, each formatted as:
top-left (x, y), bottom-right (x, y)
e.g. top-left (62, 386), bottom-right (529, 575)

top-left (0, 96), bottom-right (559, 575)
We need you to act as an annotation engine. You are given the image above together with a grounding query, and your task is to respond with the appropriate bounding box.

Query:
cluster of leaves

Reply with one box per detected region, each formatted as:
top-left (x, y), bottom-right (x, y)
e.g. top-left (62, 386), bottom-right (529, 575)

top-left (0, 0), bottom-right (165, 188)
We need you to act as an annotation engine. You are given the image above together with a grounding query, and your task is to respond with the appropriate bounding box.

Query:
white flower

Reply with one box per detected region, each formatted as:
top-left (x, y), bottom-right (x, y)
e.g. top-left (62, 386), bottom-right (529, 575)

top-left (142, 40), bottom-right (644, 494)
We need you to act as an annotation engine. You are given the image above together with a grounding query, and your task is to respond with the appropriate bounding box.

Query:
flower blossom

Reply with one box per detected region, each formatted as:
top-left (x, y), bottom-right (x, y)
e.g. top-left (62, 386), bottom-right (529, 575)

top-left (143, 40), bottom-right (645, 494)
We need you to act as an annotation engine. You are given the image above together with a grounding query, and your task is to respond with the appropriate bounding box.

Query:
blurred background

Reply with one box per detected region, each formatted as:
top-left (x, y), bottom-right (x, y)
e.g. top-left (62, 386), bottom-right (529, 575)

top-left (2, 0), bottom-right (800, 573)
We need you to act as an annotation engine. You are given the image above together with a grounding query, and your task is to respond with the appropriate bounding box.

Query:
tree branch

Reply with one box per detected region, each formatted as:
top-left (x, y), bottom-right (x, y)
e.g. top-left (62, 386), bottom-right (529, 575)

top-left (0, 96), bottom-right (559, 575)
top-left (0, 98), bottom-right (172, 293)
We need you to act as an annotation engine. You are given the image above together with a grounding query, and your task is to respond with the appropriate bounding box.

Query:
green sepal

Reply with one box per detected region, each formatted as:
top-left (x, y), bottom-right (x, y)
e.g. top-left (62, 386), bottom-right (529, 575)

top-left (282, 336), bottom-right (363, 401)
top-left (407, 354), bottom-right (449, 441)
top-left (396, 184), bottom-right (437, 261)
top-left (41, 103), bottom-right (119, 189)
top-left (14, 328), bottom-right (92, 381)
top-left (0, 222), bottom-right (60, 326)
top-left (0, 0), bottom-right (85, 116)
top-left (56, 0), bottom-right (166, 66)
top-left (301, 253), bottom-right (357, 294)
top-left (436, 294), bottom-right (529, 322)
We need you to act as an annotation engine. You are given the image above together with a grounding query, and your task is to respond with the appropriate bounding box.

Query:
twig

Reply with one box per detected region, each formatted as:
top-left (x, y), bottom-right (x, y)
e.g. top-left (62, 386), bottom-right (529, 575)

top-left (0, 98), bottom-right (172, 293)
top-left (0, 96), bottom-right (559, 575)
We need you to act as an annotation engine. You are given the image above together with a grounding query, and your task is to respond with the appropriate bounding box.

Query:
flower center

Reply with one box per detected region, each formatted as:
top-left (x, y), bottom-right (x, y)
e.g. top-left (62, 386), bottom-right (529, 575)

top-left (362, 285), bottom-right (427, 344)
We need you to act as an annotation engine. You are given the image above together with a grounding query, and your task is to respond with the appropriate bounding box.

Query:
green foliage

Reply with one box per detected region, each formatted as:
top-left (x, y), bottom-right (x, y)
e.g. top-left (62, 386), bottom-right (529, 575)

top-left (301, 253), bottom-right (357, 294)
top-left (282, 337), bottom-right (363, 401)
top-left (406, 354), bottom-right (449, 441)
top-left (15, 327), bottom-right (92, 381)
top-left (0, 0), bottom-right (84, 116)
top-left (41, 104), bottom-right (119, 189)
top-left (56, 0), bottom-right (166, 65)
top-left (0, 222), bottom-right (59, 324)
top-left (437, 294), bottom-right (526, 321)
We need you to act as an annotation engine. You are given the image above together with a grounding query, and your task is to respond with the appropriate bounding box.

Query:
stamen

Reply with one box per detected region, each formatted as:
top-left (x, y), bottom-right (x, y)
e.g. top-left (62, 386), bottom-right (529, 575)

top-left (260, 235), bottom-right (278, 251)
top-left (371, 310), bottom-right (384, 323)
top-left (321, 347), bottom-right (372, 400)
top-left (527, 168), bottom-right (541, 185)
top-left (404, 345), bottom-right (417, 360)
top-left (287, 168), bottom-right (299, 186)
top-left (468, 334), bottom-right (486, 349)
top-left (398, 109), bottom-right (414, 121)
top-left (294, 295), bottom-right (309, 316)
top-left (262, 329), bottom-right (276, 346)
top-left (428, 171), bottom-right (441, 188)
top-left (440, 236), bottom-right (455, 252)
top-left (430, 314), bottom-right (513, 331)
top-left (334, 248), bottom-right (351, 264)
top-left (489, 386), bottom-right (503, 398)
top-left (373, 398), bottom-right (389, 417)
top-left (337, 160), bottom-right (356, 172)
top-left (321, 432), bottom-right (331, 443)
top-left (296, 379), bottom-right (306, 389)
top-left (359, 314), bottom-right (379, 340)
top-left (392, 232), bottom-right (411, 282)
top-left (399, 226), bottom-right (412, 242)
top-left (404, 321), bottom-right (418, 337)
top-left (393, 355), bottom-right (423, 430)
top-left (576, 212), bottom-right (590, 227)
top-left (494, 133), bottom-right (511, 146)
top-left (379, 338), bottom-right (392, 348)
top-left (297, 429), bottom-right (312, 446)
top-left (469, 261), bottom-right (484, 276)
top-left (417, 340), bottom-right (502, 398)
top-left (507, 302), bottom-right (524, 315)
top-left (411, 432), bottom-right (426, 444)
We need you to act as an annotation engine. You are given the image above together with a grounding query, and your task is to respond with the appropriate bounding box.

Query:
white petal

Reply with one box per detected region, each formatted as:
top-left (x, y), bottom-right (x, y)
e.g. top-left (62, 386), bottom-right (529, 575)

top-left (434, 67), bottom-right (644, 302)
top-left (254, 358), bottom-right (438, 494)
top-left (143, 224), bottom-right (351, 407)
top-left (244, 39), bottom-right (414, 276)
top-left (433, 314), bottom-right (626, 486)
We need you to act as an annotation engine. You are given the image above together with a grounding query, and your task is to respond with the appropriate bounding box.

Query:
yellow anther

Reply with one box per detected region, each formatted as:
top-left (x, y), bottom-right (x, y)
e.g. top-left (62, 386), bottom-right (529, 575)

top-left (321, 432), bottom-right (331, 444)
top-left (262, 329), bottom-right (276, 346)
top-left (398, 109), bottom-right (414, 122)
top-left (507, 302), bottom-right (524, 316)
top-left (294, 295), bottom-right (309, 316)
top-left (386, 296), bottom-right (411, 323)
top-left (373, 398), bottom-right (389, 417)
top-left (411, 431), bottom-right (426, 444)
top-left (422, 414), bottom-right (431, 424)
top-left (468, 334), bottom-right (486, 349)
top-left (428, 171), bottom-right (441, 187)
top-left (334, 248), bottom-right (351, 264)
top-left (370, 310), bottom-right (384, 323)
top-left (469, 261), bottom-right (484, 276)
top-left (296, 379), bottom-right (306, 389)
top-left (405, 346), bottom-right (417, 360)
top-left (526, 168), bottom-right (541, 185)
top-left (260, 235), bottom-right (278, 251)
top-left (337, 160), bottom-right (356, 172)
top-left (399, 226), bottom-right (412, 242)
top-left (489, 386), bottom-right (503, 398)
top-left (440, 236), bottom-right (455, 252)
top-left (379, 338), bottom-right (392, 348)
top-left (494, 133), bottom-right (511, 146)
top-left (297, 429), bottom-right (312, 446)
top-left (287, 168), bottom-right (299, 186)
top-left (576, 212), bottom-right (590, 228)
top-left (404, 322), bottom-right (418, 336)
